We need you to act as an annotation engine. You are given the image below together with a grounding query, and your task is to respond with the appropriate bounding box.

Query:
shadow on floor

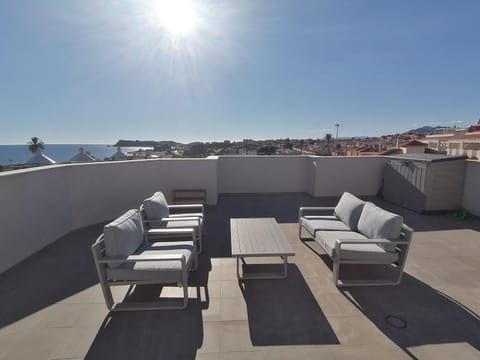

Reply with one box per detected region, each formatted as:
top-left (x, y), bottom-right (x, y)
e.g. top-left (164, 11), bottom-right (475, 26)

top-left (85, 297), bottom-right (204, 360)
top-left (341, 273), bottom-right (480, 354)
top-left (0, 223), bottom-right (104, 329)
top-left (239, 264), bottom-right (339, 346)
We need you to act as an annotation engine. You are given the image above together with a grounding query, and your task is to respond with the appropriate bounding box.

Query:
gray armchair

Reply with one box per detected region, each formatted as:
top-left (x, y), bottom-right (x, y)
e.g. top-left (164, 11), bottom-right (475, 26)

top-left (91, 209), bottom-right (197, 311)
top-left (141, 191), bottom-right (204, 253)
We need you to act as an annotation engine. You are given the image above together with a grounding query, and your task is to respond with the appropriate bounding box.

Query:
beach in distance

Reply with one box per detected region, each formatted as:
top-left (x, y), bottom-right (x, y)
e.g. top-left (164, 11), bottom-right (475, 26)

top-left (0, 144), bottom-right (149, 165)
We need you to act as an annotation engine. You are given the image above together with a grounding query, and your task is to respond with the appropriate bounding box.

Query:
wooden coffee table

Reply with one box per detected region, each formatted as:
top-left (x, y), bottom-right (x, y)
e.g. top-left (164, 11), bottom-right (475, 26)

top-left (230, 218), bottom-right (295, 280)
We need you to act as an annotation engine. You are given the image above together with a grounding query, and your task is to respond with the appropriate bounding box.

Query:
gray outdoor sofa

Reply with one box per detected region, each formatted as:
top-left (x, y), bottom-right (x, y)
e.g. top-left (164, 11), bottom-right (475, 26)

top-left (299, 192), bottom-right (414, 287)
top-left (92, 209), bottom-right (197, 311)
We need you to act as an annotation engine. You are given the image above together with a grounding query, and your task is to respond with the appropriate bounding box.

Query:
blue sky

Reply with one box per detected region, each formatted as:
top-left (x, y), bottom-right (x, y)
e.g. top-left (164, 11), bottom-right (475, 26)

top-left (0, 0), bottom-right (479, 144)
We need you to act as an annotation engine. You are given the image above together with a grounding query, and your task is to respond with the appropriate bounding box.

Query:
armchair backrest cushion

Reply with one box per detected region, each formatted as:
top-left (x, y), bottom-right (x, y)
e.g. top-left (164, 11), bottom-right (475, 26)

top-left (357, 202), bottom-right (403, 251)
top-left (334, 192), bottom-right (366, 230)
top-left (104, 209), bottom-right (144, 267)
top-left (142, 191), bottom-right (170, 219)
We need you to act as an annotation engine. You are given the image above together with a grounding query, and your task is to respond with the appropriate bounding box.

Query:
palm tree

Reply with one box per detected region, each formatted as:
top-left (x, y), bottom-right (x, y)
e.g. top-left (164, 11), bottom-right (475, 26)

top-left (28, 137), bottom-right (45, 154)
top-left (325, 133), bottom-right (332, 156)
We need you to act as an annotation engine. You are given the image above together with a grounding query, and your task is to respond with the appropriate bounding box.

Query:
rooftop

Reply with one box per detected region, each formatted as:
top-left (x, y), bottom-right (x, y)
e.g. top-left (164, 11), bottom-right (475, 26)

top-left (1, 193), bottom-right (479, 360)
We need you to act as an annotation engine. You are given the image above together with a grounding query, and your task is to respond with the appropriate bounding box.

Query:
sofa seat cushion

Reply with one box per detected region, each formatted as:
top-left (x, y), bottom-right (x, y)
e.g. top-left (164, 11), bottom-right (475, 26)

top-left (106, 241), bottom-right (194, 283)
top-left (301, 216), bottom-right (351, 235)
top-left (357, 203), bottom-right (403, 251)
top-left (315, 231), bottom-right (399, 263)
top-left (142, 191), bottom-right (170, 220)
top-left (334, 192), bottom-right (366, 230)
top-left (104, 209), bottom-right (145, 268)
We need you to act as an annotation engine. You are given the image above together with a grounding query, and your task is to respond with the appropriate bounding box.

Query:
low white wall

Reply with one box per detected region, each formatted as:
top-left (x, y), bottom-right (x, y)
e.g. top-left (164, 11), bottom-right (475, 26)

top-left (0, 166), bottom-right (72, 275)
top-left (462, 160), bottom-right (480, 216)
top-left (311, 156), bottom-right (385, 197)
top-left (217, 156), bottom-right (309, 193)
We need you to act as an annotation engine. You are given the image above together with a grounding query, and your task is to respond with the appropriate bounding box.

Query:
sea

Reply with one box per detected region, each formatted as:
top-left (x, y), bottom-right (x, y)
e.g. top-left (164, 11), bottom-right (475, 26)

top-left (0, 144), bottom-right (151, 165)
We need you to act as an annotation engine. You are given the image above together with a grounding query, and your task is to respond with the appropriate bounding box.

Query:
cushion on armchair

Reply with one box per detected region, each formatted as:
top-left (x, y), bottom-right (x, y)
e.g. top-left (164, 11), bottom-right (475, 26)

top-left (104, 209), bottom-right (145, 267)
top-left (357, 203), bottom-right (403, 251)
top-left (142, 191), bottom-right (170, 219)
top-left (334, 192), bottom-right (366, 230)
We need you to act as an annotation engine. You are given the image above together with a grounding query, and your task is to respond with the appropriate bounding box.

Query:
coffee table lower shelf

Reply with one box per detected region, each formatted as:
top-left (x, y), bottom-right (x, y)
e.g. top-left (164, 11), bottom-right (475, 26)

top-left (235, 255), bottom-right (290, 280)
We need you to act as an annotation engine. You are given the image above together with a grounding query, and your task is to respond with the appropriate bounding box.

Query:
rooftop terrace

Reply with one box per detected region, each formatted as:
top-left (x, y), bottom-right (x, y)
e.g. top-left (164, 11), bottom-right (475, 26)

top-left (1, 192), bottom-right (479, 360)
top-left (0, 156), bottom-right (479, 359)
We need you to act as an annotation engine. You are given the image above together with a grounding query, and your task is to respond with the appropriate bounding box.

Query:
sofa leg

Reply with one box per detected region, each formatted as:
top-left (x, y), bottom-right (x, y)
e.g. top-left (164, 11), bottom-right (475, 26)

top-left (333, 256), bottom-right (341, 286)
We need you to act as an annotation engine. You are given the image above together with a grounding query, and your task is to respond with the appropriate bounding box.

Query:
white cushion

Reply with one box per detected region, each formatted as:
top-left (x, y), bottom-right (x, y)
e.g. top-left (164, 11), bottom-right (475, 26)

top-left (106, 241), bottom-right (194, 283)
top-left (103, 209), bottom-right (144, 268)
top-left (334, 192), bottom-right (366, 230)
top-left (301, 217), bottom-right (351, 235)
top-left (315, 231), bottom-right (399, 263)
top-left (142, 191), bottom-right (170, 219)
top-left (357, 203), bottom-right (403, 251)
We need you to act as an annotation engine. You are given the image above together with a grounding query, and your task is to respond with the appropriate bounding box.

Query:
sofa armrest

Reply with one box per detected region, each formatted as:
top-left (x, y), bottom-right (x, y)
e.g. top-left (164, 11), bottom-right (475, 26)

top-left (168, 204), bottom-right (204, 216)
top-left (144, 216), bottom-right (201, 226)
top-left (334, 238), bottom-right (410, 253)
top-left (299, 206), bottom-right (335, 218)
top-left (146, 227), bottom-right (196, 242)
top-left (98, 253), bottom-right (186, 264)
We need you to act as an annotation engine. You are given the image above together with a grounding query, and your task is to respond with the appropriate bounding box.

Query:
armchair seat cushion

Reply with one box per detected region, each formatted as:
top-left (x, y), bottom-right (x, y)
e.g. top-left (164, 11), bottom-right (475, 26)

top-left (301, 217), bottom-right (351, 234)
top-left (315, 231), bottom-right (399, 263)
top-left (106, 241), bottom-right (194, 283)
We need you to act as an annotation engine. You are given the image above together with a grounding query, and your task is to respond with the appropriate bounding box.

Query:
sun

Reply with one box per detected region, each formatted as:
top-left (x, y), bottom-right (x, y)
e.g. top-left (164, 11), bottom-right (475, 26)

top-left (151, 0), bottom-right (198, 36)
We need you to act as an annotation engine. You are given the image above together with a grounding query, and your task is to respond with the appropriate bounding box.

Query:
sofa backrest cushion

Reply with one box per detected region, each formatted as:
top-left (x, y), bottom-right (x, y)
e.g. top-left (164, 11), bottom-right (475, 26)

top-left (334, 192), bottom-right (366, 230)
top-left (104, 209), bottom-right (144, 267)
top-left (357, 203), bottom-right (403, 250)
top-left (142, 191), bottom-right (170, 219)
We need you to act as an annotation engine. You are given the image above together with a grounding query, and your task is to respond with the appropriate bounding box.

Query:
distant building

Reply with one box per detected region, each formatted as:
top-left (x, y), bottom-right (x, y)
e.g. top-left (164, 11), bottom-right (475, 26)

top-left (70, 147), bottom-right (96, 163)
top-left (399, 139), bottom-right (427, 154)
top-left (112, 147), bottom-right (128, 161)
top-left (25, 149), bottom-right (56, 166)
top-left (426, 124), bottom-right (480, 159)
top-left (238, 148), bottom-right (258, 155)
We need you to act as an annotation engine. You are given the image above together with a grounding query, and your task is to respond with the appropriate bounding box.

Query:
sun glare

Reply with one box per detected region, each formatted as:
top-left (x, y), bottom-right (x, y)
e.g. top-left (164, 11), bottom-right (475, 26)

top-left (152, 0), bottom-right (198, 36)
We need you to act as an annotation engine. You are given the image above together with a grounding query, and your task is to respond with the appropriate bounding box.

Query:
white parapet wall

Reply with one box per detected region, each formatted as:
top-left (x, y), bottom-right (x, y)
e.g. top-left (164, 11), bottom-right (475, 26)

top-left (462, 160), bottom-right (480, 216)
top-left (310, 156), bottom-right (385, 197)
top-left (217, 156), bottom-right (310, 194)
top-left (0, 155), bottom-right (386, 274)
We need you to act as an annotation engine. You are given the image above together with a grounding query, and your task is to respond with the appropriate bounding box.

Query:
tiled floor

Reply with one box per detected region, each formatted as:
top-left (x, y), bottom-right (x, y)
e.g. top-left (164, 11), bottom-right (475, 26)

top-left (0, 194), bottom-right (479, 359)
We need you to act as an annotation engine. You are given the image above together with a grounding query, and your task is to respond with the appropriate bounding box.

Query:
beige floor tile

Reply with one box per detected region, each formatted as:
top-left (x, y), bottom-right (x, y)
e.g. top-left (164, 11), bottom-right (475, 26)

top-left (315, 292), bottom-right (363, 317)
top-left (219, 321), bottom-right (254, 353)
top-left (328, 316), bottom-right (392, 346)
top-left (202, 297), bottom-right (222, 322)
top-left (408, 343), bottom-right (480, 360)
top-left (221, 280), bottom-right (243, 298)
top-left (197, 322), bottom-right (222, 354)
top-left (47, 327), bottom-right (98, 360)
top-left (196, 353), bottom-right (220, 360)
top-left (329, 344), bottom-right (411, 360)
top-left (206, 280), bottom-right (222, 298)
top-left (219, 351), bottom-right (261, 360)
top-left (221, 297), bottom-right (248, 321)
